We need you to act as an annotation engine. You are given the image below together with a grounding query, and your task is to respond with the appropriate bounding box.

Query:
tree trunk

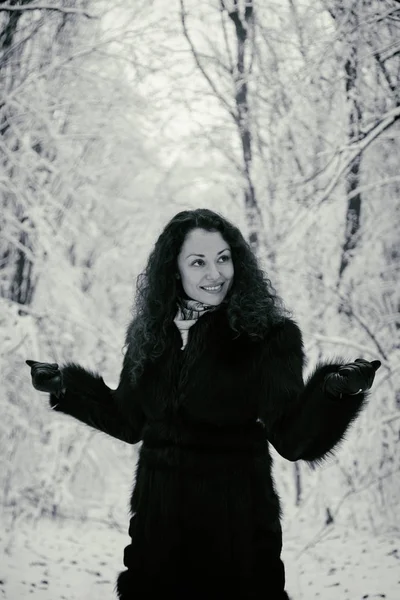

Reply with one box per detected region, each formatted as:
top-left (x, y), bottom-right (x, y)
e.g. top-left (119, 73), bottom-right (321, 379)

top-left (294, 462), bottom-right (302, 506)
top-left (338, 12), bottom-right (362, 281)
top-left (323, 2), bottom-right (364, 285)
top-left (0, 1), bottom-right (37, 309)
top-left (227, 1), bottom-right (261, 254)
top-left (180, 0), bottom-right (263, 254)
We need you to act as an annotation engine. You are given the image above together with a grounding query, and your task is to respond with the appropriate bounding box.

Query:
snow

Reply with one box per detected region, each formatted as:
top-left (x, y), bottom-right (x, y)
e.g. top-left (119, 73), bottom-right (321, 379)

top-left (283, 528), bottom-right (400, 599)
top-left (1, 516), bottom-right (124, 600)
top-left (1, 514), bottom-right (398, 599)
top-left (1, 2), bottom-right (399, 600)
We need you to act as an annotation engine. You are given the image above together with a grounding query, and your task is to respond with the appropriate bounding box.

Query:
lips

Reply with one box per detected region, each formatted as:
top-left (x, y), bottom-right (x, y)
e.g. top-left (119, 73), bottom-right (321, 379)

top-left (201, 283), bottom-right (224, 292)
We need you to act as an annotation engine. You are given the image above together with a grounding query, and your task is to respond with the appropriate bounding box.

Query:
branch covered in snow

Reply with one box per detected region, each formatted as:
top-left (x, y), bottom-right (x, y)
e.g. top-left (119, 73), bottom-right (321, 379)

top-left (0, 3), bottom-right (96, 19)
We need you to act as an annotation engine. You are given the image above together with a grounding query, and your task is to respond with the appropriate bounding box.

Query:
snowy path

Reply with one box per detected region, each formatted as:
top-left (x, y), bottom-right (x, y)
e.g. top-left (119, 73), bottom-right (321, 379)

top-left (1, 516), bottom-right (399, 599)
top-left (283, 528), bottom-right (399, 599)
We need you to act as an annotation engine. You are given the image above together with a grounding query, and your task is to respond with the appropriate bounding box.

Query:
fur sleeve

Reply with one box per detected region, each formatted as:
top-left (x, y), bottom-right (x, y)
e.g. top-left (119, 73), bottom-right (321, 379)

top-left (49, 355), bottom-right (145, 444)
top-left (259, 318), bottom-right (368, 463)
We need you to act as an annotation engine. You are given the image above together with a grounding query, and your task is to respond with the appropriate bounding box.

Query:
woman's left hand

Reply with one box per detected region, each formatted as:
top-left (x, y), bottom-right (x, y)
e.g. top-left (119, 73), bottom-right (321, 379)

top-left (324, 358), bottom-right (381, 398)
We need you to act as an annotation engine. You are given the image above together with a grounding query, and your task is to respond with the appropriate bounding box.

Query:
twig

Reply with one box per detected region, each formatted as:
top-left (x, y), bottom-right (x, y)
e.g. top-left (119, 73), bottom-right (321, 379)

top-left (312, 334), bottom-right (380, 358)
top-left (296, 466), bottom-right (400, 557)
top-left (179, 0), bottom-right (237, 122)
top-left (0, 4), bottom-right (96, 19)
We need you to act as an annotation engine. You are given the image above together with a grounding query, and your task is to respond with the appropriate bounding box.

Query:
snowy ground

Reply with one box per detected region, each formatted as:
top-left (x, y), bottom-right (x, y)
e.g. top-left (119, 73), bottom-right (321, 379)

top-left (0, 515), bottom-right (399, 599)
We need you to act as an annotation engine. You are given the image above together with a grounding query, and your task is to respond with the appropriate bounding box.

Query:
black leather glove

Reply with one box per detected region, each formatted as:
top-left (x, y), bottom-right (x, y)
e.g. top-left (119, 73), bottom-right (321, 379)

top-left (26, 360), bottom-right (64, 397)
top-left (324, 358), bottom-right (381, 399)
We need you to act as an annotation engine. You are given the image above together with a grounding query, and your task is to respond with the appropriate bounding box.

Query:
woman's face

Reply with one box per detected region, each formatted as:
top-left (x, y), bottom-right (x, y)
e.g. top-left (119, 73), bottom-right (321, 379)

top-left (177, 228), bottom-right (234, 305)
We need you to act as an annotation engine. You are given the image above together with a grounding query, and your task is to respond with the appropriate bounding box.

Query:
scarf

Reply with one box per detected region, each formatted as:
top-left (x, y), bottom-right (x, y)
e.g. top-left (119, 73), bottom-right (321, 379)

top-left (174, 298), bottom-right (217, 349)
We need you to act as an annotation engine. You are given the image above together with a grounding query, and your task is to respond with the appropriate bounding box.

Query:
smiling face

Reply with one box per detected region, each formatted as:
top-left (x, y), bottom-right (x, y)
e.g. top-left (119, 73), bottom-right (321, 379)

top-left (177, 228), bottom-right (234, 306)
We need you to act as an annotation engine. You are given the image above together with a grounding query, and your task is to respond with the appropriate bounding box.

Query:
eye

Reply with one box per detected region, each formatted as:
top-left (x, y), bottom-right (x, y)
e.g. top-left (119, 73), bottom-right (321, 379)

top-left (218, 254), bottom-right (231, 263)
top-left (191, 259), bottom-right (205, 267)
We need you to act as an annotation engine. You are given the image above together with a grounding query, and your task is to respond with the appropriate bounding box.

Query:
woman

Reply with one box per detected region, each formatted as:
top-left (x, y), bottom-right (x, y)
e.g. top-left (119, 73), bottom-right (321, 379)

top-left (27, 208), bottom-right (380, 600)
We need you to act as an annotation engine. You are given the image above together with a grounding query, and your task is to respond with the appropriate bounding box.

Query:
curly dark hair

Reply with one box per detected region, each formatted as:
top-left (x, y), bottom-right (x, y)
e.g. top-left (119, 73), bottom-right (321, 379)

top-left (125, 208), bottom-right (288, 383)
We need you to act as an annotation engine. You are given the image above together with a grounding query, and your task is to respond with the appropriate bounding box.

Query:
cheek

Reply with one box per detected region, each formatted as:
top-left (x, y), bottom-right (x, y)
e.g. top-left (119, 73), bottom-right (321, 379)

top-left (224, 263), bottom-right (234, 280)
top-left (181, 268), bottom-right (199, 288)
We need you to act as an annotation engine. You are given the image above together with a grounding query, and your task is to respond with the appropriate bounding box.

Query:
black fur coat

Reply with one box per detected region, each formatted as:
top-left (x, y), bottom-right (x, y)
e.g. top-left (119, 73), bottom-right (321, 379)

top-left (50, 309), bottom-right (367, 599)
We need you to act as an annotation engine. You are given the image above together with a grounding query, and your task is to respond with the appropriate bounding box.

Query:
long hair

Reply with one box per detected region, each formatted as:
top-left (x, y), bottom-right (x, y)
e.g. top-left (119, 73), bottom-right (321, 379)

top-left (125, 208), bottom-right (288, 383)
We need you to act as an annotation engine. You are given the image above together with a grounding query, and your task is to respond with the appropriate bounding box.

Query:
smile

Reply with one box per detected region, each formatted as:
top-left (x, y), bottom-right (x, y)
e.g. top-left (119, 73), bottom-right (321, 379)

top-left (201, 284), bottom-right (224, 292)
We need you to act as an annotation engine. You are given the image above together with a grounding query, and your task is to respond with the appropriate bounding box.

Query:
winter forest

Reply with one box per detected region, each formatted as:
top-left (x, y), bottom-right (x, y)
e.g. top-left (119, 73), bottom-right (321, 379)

top-left (1, 0), bottom-right (399, 598)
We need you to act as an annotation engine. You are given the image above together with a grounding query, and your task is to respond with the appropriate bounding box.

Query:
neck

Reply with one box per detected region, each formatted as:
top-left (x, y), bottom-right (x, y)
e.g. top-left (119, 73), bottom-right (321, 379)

top-left (174, 297), bottom-right (218, 349)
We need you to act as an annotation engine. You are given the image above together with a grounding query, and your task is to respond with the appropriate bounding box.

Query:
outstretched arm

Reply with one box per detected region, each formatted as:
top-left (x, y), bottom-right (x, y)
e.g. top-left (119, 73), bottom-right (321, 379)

top-left (259, 319), bottom-right (373, 463)
top-left (49, 355), bottom-right (144, 444)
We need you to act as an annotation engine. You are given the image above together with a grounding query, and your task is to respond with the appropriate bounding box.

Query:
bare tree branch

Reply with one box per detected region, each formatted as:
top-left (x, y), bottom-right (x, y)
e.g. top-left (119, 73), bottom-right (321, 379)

top-left (179, 0), bottom-right (237, 122)
top-left (295, 467), bottom-right (400, 558)
top-left (0, 4), bottom-right (96, 19)
top-left (311, 104), bottom-right (400, 208)
top-left (219, 0), bottom-right (234, 74)
top-left (312, 333), bottom-right (379, 358)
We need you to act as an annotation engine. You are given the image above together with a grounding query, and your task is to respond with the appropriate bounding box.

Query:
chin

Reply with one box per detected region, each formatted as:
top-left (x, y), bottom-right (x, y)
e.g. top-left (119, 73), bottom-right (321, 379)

top-left (185, 283), bottom-right (231, 306)
top-left (204, 298), bottom-right (223, 306)
top-left (198, 292), bottom-right (227, 306)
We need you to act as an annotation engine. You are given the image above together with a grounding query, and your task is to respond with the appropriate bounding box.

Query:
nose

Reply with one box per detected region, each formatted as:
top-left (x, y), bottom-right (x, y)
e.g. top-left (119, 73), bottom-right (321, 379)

top-left (205, 263), bottom-right (221, 281)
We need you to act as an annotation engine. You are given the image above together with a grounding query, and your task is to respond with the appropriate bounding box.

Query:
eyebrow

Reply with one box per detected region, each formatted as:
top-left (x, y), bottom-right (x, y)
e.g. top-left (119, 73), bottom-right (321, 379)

top-left (186, 248), bottom-right (230, 259)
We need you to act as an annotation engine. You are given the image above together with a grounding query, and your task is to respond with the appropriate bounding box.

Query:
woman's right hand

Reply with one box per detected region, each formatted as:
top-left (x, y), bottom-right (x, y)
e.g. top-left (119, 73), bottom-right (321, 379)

top-left (26, 360), bottom-right (63, 395)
